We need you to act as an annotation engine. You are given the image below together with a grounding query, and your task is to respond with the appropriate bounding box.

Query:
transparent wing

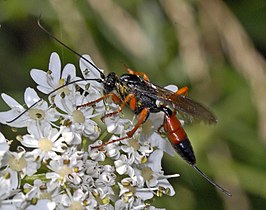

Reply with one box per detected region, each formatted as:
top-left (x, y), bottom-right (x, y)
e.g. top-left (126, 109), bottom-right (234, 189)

top-left (135, 81), bottom-right (217, 124)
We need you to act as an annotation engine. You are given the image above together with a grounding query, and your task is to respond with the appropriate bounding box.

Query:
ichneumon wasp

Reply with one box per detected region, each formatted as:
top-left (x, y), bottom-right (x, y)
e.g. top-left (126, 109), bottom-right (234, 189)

top-left (8, 19), bottom-right (232, 197)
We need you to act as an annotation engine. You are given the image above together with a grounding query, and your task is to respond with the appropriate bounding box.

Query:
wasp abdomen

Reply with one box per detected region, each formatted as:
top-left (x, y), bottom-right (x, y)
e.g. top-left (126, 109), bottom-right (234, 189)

top-left (163, 108), bottom-right (196, 165)
top-left (171, 138), bottom-right (196, 165)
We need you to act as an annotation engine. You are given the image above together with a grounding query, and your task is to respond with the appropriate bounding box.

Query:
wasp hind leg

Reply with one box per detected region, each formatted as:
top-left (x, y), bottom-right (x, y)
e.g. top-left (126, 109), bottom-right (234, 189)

top-left (125, 66), bottom-right (150, 81)
top-left (175, 86), bottom-right (188, 96)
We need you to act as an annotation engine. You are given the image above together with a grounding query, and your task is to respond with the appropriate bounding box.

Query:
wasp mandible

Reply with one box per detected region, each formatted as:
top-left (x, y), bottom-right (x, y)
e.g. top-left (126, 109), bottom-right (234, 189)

top-left (9, 20), bottom-right (231, 197)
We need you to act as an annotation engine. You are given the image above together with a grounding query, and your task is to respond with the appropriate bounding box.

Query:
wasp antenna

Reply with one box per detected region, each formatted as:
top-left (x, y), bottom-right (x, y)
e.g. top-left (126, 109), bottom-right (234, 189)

top-left (6, 78), bottom-right (101, 124)
top-left (192, 165), bottom-right (232, 197)
top-left (37, 18), bottom-right (106, 80)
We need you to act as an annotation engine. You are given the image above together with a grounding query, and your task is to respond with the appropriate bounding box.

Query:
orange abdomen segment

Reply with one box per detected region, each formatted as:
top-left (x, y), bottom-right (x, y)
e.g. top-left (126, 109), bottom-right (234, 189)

top-left (163, 112), bottom-right (196, 165)
top-left (163, 113), bottom-right (187, 145)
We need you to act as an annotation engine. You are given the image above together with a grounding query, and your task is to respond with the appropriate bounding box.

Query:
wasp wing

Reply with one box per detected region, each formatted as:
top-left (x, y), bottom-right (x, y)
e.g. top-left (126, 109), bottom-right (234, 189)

top-left (135, 81), bottom-right (217, 124)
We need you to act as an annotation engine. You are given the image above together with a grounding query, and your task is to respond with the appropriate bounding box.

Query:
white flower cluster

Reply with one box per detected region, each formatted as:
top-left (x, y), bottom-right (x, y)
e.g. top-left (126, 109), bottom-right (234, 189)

top-left (0, 53), bottom-right (179, 210)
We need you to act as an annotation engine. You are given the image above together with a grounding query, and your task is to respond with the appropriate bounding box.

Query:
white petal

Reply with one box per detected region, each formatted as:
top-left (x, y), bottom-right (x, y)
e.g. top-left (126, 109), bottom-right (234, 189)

top-left (0, 134), bottom-right (9, 162)
top-left (157, 178), bottom-right (176, 196)
top-left (61, 131), bottom-right (74, 144)
top-left (164, 85), bottom-right (178, 92)
top-left (0, 110), bottom-right (20, 124)
top-left (24, 88), bottom-right (40, 107)
top-left (114, 160), bottom-right (127, 175)
top-left (0, 132), bottom-right (6, 143)
top-left (30, 69), bottom-right (50, 91)
top-left (147, 150), bottom-right (163, 172)
top-left (25, 160), bottom-right (39, 176)
top-left (150, 133), bottom-right (176, 157)
top-left (80, 55), bottom-right (103, 89)
top-left (135, 190), bottom-right (154, 200)
top-left (26, 199), bottom-right (56, 210)
top-left (49, 52), bottom-right (61, 82)
top-left (61, 63), bottom-right (76, 80)
top-left (80, 55), bottom-right (100, 78)
top-left (1, 93), bottom-right (22, 108)
top-left (72, 189), bottom-right (84, 201)
top-left (21, 136), bottom-right (38, 148)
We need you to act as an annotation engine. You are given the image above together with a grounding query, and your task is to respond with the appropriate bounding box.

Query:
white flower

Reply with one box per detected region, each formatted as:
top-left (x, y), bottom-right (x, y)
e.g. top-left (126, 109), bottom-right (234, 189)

top-left (0, 191), bottom-right (26, 210)
top-left (0, 168), bottom-right (18, 200)
top-left (46, 146), bottom-right (85, 186)
top-left (115, 189), bottom-right (153, 210)
top-left (83, 159), bottom-right (101, 178)
top-left (104, 139), bottom-right (120, 159)
top-left (26, 199), bottom-right (56, 210)
top-left (89, 143), bottom-right (106, 162)
top-left (95, 165), bottom-right (116, 188)
top-left (118, 175), bottom-right (154, 200)
top-left (104, 116), bottom-right (132, 136)
top-left (0, 52), bottom-right (181, 209)
top-left (141, 112), bottom-right (176, 157)
top-left (31, 52), bottom-right (80, 95)
top-left (22, 125), bottom-right (70, 164)
top-left (79, 54), bottom-right (104, 91)
top-left (136, 150), bottom-right (179, 196)
top-left (114, 154), bottom-right (135, 177)
top-left (0, 132), bottom-right (9, 165)
top-left (6, 148), bottom-right (33, 178)
top-left (55, 189), bottom-right (86, 210)
top-left (53, 90), bottom-right (101, 141)
top-left (120, 137), bottom-right (153, 164)
top-left (0, 88), bottom-right (59, 128)
top-left (23, 179), bottom-right (60, 201)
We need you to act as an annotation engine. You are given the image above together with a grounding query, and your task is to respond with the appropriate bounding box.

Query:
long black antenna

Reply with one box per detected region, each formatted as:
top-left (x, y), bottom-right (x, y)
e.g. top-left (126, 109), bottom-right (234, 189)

top-left (7, 18), bottom-right (108, 124)
top-left (37, 17), bottom-right (106, 80)
top-left (192, 165), bottom-right (232, 196)
top-left (6, 78), bottom-right (102, 123)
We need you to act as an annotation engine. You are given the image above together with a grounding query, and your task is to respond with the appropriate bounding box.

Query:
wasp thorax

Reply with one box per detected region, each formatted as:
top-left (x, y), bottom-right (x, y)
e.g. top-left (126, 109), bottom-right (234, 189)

top-left (120, 74), bottom-right (142, 85)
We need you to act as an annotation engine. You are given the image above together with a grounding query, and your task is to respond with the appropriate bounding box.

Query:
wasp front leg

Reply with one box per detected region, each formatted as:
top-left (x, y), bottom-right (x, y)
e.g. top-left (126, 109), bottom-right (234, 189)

top-left (76, 92), bottom-right (122, 111)
top-left (92, 107), bottom-right (150, 149)
top-left (101, 93), bottom-right (137, 121)
top-left (97, 93), bottom-right (149, 147)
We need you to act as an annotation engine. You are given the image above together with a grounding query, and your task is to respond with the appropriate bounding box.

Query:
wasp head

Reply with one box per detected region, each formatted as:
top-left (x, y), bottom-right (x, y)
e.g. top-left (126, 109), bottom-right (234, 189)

top-left (104, 72), bottom-right (119, 94)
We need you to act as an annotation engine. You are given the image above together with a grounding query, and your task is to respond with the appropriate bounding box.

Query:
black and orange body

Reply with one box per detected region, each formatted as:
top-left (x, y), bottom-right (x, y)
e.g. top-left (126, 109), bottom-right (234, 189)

top-left (15, 21), bottom-right (231, 196)
top-left (80, 69), bottom-right (231, 196)
top-left (162, 107), bottom-right (196, 165)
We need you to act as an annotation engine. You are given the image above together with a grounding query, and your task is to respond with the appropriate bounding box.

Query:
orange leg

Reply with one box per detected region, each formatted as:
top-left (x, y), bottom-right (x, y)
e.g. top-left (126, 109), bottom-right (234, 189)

top-left (101, 93), bottom-right (136, 121)
top-left (125, 66), bottom-right (150, 81)
top-left (92, 107), bottom-right (150, 149)
top-left (77, 92), bottom-right (121, 109)
top-left (175, 86), bottom-right (188, 96)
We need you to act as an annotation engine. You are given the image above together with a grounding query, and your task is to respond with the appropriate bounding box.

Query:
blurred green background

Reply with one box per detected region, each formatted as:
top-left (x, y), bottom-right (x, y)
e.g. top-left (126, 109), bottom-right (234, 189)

top-left (0, 0), bottom-right (266, 209)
